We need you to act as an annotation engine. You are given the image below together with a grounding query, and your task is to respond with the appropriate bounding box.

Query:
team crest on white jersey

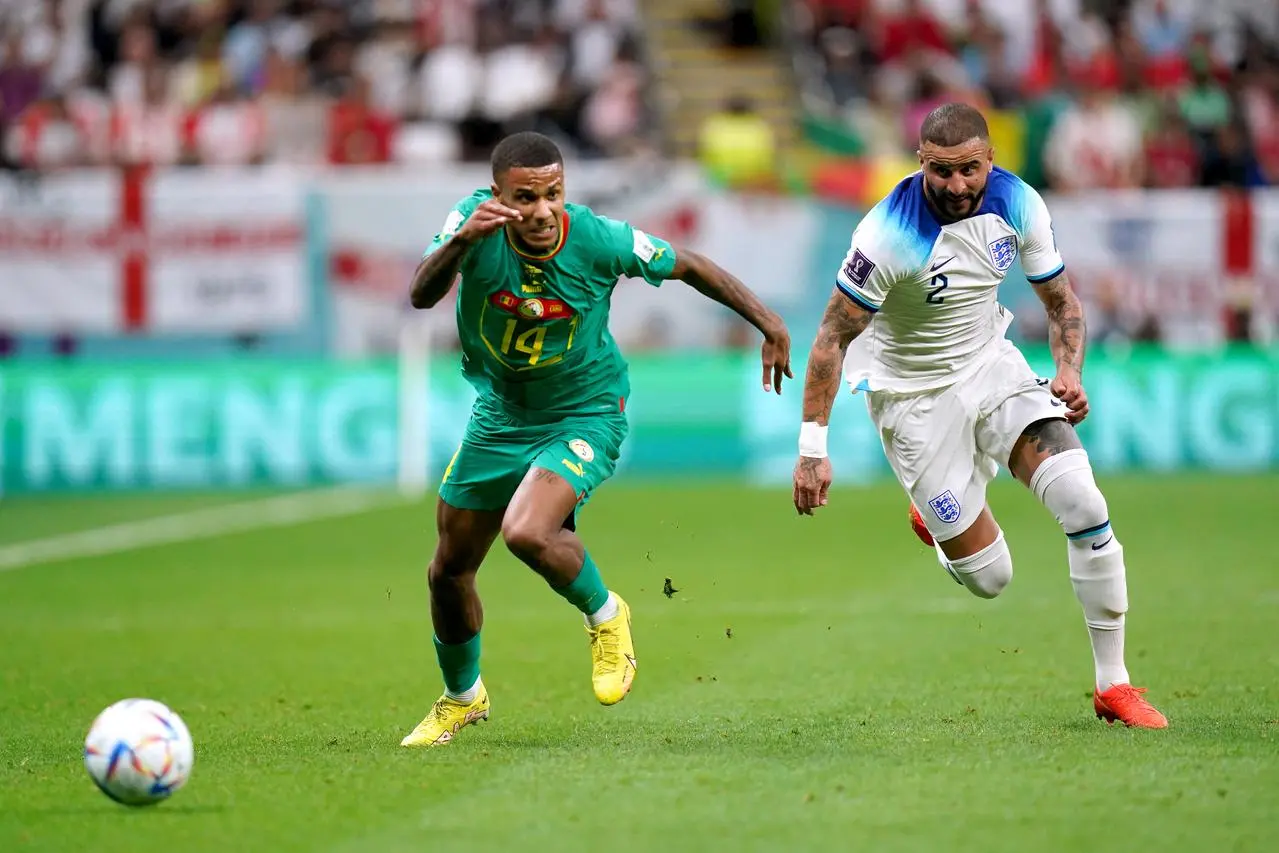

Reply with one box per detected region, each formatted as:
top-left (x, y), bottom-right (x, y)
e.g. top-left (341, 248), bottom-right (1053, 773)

top-left (928, 490), bottom-right (961, 524)
top-left (988, 236), bottom-right (1018, 272)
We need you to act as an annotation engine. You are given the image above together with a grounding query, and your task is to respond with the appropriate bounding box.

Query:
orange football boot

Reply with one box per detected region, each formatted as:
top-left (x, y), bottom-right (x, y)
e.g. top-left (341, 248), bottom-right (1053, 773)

top-left (1094, 684), bottom-right (1168, 729)
top-left (909, 504), bottom-right (935, 547)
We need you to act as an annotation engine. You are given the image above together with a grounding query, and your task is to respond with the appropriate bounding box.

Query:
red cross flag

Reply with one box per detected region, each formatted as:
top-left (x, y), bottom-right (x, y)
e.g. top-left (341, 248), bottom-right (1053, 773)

top-left (0, 168), bottom-right (307, 333)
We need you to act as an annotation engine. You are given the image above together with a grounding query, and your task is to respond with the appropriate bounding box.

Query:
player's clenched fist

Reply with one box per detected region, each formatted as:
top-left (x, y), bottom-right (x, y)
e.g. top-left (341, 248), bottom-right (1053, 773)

top-left (1050, 367), bottom-right (1089, 425)
top-left (793, 455), bottom-right (832, 516)
top-left (455, 200), bottom-right (523, 243)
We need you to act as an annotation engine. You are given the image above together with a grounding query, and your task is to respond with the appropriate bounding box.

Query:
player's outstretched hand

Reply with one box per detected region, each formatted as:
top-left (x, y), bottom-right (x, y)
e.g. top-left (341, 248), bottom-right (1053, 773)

top-left (761, 323), bottom-right (793, 394)
top-left (1051, 367), bottom-right (1089, 425)
top-left (456, 200), bottom-right (523, 242)
top-left (793, 455), bottom-right (832, 516)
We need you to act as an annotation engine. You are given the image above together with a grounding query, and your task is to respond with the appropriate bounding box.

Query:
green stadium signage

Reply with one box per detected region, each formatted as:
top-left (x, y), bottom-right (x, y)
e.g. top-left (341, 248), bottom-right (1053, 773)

top-left (0, 347), bottom-right (1275, 494)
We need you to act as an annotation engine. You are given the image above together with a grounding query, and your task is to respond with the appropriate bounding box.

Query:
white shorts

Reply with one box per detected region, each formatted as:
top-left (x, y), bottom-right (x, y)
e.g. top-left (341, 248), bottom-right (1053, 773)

top-left (865, 340), bottom-right (1066, 542)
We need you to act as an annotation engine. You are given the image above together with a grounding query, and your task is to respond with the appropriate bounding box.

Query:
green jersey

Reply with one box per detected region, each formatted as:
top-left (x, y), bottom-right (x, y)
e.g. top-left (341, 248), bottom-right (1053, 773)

top-left (424, 189), bottom-right (678, 417)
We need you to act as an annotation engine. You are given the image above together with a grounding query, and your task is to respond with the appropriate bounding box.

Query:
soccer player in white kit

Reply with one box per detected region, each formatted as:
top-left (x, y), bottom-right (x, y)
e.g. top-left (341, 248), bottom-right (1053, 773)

top-left (792, 103), bottom-right (1167, 729)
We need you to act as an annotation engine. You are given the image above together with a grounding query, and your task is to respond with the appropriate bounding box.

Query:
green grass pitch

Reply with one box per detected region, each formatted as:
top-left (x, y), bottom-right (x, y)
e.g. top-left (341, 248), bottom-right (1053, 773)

top-left (1, 475), bottom-right (1277, 852)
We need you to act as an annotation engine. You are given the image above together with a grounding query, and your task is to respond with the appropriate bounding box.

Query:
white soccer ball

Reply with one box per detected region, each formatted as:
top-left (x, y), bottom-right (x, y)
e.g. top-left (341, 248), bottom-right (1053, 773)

top-left (84, 698), bottom-right (194, 806)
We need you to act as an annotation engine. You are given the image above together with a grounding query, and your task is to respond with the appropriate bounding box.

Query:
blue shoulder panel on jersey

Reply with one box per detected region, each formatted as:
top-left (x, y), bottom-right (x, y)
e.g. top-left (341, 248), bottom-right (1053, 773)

top-left (981, 167), bottom-right (1032, 238)
top-left (875, 174), bottom-right (942, 268)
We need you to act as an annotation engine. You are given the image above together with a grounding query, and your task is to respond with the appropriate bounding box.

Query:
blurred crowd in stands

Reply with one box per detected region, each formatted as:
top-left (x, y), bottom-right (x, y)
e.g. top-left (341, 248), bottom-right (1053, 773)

top-left (0, 0), bottom-right (654, 171)
top-left (795, 0), bottom-right (1279, 191)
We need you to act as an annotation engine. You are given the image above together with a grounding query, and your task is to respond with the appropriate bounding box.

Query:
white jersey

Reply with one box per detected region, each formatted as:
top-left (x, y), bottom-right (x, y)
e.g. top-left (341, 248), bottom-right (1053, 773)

top-left (836, 166), bottom-right (1065, 394)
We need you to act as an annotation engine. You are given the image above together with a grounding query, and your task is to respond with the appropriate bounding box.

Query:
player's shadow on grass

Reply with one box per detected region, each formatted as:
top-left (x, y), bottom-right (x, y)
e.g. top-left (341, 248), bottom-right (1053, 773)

top-left (474, 722), bottom-right (859, 757)
top-left (23, 803), bottom-right (228, 816)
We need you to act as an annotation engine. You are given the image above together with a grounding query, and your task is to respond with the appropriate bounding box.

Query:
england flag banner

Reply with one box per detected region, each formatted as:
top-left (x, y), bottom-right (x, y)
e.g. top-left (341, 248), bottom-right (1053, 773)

top-left (0, 168), bottom-right (306, 333)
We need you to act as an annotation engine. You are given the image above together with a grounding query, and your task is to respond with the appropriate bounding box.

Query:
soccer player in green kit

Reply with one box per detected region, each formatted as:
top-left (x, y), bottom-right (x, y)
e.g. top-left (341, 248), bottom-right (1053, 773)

top-left (400, 132), bottom-right (793, 747)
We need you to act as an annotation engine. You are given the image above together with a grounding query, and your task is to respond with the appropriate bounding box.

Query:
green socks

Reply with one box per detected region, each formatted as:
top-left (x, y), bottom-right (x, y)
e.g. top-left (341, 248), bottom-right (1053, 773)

top-left (433, 633), bottom-right (481, 696)
top-left (555, 551), bottom-right (610, 616)
top-left (434, 554), bottom-right (609, 697)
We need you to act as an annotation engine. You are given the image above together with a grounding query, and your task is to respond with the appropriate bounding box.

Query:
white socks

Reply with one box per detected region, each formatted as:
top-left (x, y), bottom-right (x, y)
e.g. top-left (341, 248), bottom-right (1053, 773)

top-left (445, 676), bottom-right (482, 704)
top-left (943, 531), bottom-right (1014, 600)
top-left (1068, 534), bottom-right (1130, 690)
top-left (1030, 449), bottom-right (1131, 690)
top-left (586, 591), bottom-right (619, 628)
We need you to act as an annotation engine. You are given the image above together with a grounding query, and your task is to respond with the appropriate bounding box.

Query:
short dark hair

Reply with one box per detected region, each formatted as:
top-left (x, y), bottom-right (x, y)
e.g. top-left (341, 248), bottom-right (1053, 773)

top-left (919, 103), bottom-right (989, 148)
top-left (490, 132), bottom-right (563, 178)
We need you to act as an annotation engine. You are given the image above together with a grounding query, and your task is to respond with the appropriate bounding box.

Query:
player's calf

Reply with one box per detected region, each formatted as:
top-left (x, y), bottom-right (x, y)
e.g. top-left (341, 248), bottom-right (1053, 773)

top-left (427, 550), bottom-right (485, 703)
top-left (503, 466), bottom-right (633, 703)
top-left (417, 502), bottom-right (503, 735)
top-left (1029, 444), bottom-right (1131, 689)
top-left (1028, 447), bottom-right (1126, 620)
top-left (503, 467), bottom-right (613, 615)
top-left (1013, 422), bottom-right (1163, 720)
top-left (428, 505), bottom-right (499, 643)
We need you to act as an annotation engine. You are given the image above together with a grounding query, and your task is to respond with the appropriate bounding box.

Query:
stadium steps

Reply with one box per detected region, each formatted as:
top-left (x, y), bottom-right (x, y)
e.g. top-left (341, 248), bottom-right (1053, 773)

top-left (640, 0), bottom-right (801, 161)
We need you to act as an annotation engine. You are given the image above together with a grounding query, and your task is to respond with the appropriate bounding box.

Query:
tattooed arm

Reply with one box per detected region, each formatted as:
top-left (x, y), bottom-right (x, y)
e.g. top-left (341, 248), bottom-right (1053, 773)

top-left (1035, 271), bottom-right (1085, 375)
top-left (409, 237), bottom-right (471, 309)
top-left (1033, 271), bottom-right (1090, 424)
top-left (793, 289), bottom-right (874, 514)
top-left (803, 290), bottom-right (873, 425)
top-left (671, 247), bottom-right (793, 393)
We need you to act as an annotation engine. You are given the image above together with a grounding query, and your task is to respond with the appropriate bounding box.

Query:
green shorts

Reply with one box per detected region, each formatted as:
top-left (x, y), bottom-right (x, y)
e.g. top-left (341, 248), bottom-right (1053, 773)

top-left (438, 399), bottom-right (629, 515)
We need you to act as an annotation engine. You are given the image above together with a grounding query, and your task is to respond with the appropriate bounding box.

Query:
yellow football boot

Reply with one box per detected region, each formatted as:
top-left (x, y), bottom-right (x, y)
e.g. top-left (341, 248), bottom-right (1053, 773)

top-left (587, 594), bottom-right (636, 705)
top-left (399, 683), bottom-right (489, 747)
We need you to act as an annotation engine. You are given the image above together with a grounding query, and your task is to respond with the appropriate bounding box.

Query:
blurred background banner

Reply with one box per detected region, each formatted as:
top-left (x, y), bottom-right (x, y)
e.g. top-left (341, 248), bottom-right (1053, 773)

top-left (2, 347), bottom-right (1275, 496)
top-left (0, 168), bottom-right (307, 334)
top-left (317, 162), bottom-right (822, 356)
top-left (0, 0), bottom-right (1276, 495)
top-left (4, 165), bottom-right (1276, 348)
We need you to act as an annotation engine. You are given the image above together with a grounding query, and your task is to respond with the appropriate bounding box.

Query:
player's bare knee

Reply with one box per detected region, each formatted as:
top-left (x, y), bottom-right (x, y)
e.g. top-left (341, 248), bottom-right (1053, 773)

top-left (1028, 447), bottom-right (1109, 536)
top-left (501, 517), bottom-right (552, 566)
top-left (428, 527), bottom-right (489, 583)
top-left (948, 531), bottom-right (1013, 599)
top-left (426, 559), bottom-right (450, 590)
top-left (427, 551), bottom-right (477, 588)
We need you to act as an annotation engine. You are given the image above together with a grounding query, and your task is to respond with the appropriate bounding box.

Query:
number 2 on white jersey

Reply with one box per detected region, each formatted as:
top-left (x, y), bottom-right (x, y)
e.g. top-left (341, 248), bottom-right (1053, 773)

top-left (925, 273), bottom-right (948, 305)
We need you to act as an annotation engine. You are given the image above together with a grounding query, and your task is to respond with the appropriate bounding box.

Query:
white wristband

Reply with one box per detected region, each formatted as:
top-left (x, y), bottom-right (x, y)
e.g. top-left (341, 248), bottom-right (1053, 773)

top-left (799, 422), bottom-right (829, 458)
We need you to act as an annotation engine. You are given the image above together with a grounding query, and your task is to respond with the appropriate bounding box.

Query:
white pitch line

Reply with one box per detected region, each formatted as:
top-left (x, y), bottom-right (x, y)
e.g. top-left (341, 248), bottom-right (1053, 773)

top-left (0, 488), bottom-right (403, 573)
